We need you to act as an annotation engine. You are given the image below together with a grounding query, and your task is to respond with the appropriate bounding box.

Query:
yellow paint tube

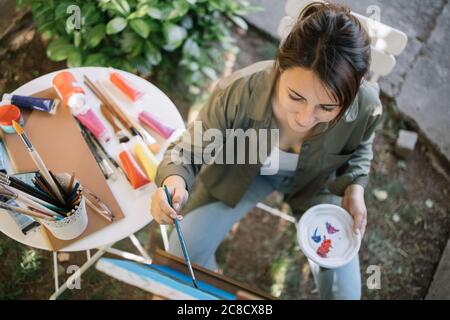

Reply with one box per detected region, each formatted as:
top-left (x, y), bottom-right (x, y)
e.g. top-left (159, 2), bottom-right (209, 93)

top-left (133, 136), bottom-right (158, 181)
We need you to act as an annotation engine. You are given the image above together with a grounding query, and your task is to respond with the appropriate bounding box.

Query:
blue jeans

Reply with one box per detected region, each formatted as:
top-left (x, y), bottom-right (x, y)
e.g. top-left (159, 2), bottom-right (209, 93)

top-left (168, 171), bottom-right (361, 300)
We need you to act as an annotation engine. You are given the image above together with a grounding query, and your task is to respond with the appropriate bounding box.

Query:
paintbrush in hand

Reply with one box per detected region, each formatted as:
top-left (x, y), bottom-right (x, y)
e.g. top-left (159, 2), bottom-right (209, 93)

top-left (163, 185), bottom-right (198, 289)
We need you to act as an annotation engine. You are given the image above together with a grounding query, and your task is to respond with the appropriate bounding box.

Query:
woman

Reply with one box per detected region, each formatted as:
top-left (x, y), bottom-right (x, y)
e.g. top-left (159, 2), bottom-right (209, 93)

top-left (150, 2), bottom-right (382, 300)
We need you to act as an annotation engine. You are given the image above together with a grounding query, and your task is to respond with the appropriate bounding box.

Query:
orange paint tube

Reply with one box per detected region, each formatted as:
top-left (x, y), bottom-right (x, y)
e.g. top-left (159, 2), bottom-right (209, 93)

top-left (109, 71), bottom-right (144, 102)
top-left (118, 145), bottom-right (149, 189)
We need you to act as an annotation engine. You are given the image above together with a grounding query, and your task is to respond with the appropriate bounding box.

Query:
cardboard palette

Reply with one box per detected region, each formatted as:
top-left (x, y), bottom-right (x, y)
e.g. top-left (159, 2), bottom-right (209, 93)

top-left (3, 88), bottom-right (125, 251)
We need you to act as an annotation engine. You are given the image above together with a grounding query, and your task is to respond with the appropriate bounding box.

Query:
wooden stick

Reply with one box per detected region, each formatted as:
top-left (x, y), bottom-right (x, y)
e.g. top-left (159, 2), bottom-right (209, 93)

top-left (83, 76), bottom-right (134, 132)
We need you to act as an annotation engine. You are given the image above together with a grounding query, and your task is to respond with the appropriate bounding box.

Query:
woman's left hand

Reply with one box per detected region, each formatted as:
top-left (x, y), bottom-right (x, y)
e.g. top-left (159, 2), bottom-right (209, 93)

top-left (342, 184), bottom-right (367, 238)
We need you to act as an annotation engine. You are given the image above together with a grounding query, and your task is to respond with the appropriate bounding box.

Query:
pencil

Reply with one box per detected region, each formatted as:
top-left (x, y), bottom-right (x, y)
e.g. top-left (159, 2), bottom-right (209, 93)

top-left (12, 121), bottom-right (66, 204)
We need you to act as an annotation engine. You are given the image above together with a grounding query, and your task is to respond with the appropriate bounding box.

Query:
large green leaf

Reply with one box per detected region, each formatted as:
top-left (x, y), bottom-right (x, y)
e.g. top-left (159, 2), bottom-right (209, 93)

top-left (55, 2), bottom-right (72, 20)
top-left (182, 38), bottom-right (200, 58)
top-left (129, 19), bottom-right (151, 39)
top-left (46, 38), bottom-right (74, 61)
top-left (84, 53), bottom-right (106, 66)
top-left (106, 17), bottom-right (128, 34)
top-left (163, 23), bottom-right (187, 50)
top-left (86, 24), bottom-right (106, 48)
top-left (120, 31), bottom-right (140, 53)
top-left (167, 1), bottom-right (190, 20)
top-left (144, 41), bottom-right (162, 66)
top-left (147, 8), bottom-right (163, 20)
top-left (82, 3), bottom-right (102, 26)
top-left (67, 51), bottom-right (82, 67)
top-left (110, 0), bottom-right (130, 16)
top-left (128, 4), bottom-right (151, 19)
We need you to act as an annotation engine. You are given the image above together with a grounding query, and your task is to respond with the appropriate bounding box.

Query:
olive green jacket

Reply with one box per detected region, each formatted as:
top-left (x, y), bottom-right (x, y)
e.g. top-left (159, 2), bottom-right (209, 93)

top-left (155, 60), bottom-right (383, 216)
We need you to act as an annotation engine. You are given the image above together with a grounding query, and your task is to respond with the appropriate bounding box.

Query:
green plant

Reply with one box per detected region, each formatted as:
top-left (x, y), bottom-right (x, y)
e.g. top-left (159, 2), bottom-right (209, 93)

top-left (18, 0), bottom-right (259, 95)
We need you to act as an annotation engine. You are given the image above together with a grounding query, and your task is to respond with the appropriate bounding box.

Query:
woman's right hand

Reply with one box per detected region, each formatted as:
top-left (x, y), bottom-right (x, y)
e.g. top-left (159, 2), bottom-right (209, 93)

top-left (150, 175), bottom-right (189, 225)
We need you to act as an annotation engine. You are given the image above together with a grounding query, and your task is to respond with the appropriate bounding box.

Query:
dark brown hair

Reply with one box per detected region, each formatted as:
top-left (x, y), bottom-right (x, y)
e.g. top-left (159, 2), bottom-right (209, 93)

top-left (276, 2), bottom-right (371, 120)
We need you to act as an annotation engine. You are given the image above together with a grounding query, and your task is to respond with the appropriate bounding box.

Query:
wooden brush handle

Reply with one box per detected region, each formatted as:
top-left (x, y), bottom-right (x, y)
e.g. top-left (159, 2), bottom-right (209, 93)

top-left (83, 76), bottom-right (132, 130)
top-left (100, 104), bottom-right (120, 133)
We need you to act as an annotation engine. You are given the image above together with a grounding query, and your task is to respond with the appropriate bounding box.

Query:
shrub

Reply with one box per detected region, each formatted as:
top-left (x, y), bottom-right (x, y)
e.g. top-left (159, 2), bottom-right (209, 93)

top-left (18, 0), bottom-right (258, 94)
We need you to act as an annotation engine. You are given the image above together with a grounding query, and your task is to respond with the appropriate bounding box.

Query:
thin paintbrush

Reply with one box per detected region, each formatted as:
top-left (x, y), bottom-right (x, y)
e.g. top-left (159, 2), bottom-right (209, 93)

top-left (76, 118), bottom-right (122, 174)
top-left (12, 121), bottom-right (66, 204)
top-left (83, 76), bottom-right (137, 135)
top-left (163, 185), bottom-right (198, 289)
top-left (95, 82), bottom-right (161, 154)
top-left (79, 126), bottom-right (115, 180)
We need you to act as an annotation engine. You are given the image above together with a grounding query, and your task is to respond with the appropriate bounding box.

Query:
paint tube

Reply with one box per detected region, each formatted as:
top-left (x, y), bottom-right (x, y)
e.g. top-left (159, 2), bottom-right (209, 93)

top-left (117, 144), bottom-right (150, 189)
top-left (132, 136), bottom-right (158, 181)
top-left (53, 71), bottom-right (111, 143)
top-left (75, 108), bottom-right (111, 143)
top-left (138, 111), bottom-right (175, 139)
top-left (52, 71), bottom-right (85, 108)
top-left (2, 94), bottom-right (60, 115)
top-left (109, 70), bottom-right (145, 102)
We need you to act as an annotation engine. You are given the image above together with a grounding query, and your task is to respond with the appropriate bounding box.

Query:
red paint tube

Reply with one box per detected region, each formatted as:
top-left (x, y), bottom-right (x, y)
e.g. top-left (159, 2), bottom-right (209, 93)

top-left (118, 145), bottom-right (149, 189)
top-left (109, 71), bottom-right (145, 102)
top-left (138, 111), bottom-right (174, 139)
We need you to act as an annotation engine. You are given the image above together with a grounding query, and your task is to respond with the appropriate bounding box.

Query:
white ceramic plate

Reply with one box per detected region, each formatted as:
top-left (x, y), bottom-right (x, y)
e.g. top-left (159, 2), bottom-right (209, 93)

top-left (297, 204), bottom-right (361, 269)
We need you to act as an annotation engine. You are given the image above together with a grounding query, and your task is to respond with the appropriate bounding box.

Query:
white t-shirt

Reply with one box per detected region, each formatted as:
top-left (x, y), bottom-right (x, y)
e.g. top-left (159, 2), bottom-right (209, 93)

top-left (261, 145), bottom-right (299, 172)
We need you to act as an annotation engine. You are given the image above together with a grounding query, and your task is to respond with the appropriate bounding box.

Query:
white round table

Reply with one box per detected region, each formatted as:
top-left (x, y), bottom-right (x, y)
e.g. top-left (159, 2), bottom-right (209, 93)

top-left (0, 67), bottom-right (185, 252)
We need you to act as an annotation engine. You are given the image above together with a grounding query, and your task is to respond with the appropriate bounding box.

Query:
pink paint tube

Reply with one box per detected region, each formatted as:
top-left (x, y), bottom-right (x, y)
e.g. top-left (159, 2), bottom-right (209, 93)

top-left (109, 71), bottom-right (145, 102)
top-left (138, 111), bottom-right (174, 139)
top-left (75, 109), bottom-right (111, 143)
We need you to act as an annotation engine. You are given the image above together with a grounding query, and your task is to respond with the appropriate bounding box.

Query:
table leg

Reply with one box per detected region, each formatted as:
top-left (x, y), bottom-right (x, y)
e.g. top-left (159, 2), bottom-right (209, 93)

top-left (104, 247), bottom-right (152, 264)
top-left (49, 245), bottom-right (110, 300)
top-left (53, 251), bottom-right (59, 291)
top-left (160, 224), bottom-right (170, 251)
top-left (129, 234), bottom-right (151, 260)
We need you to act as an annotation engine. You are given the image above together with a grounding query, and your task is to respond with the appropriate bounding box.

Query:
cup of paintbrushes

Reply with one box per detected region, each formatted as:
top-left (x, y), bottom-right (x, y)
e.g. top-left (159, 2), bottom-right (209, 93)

top-left (38, 172), bottom-right (88, 240)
